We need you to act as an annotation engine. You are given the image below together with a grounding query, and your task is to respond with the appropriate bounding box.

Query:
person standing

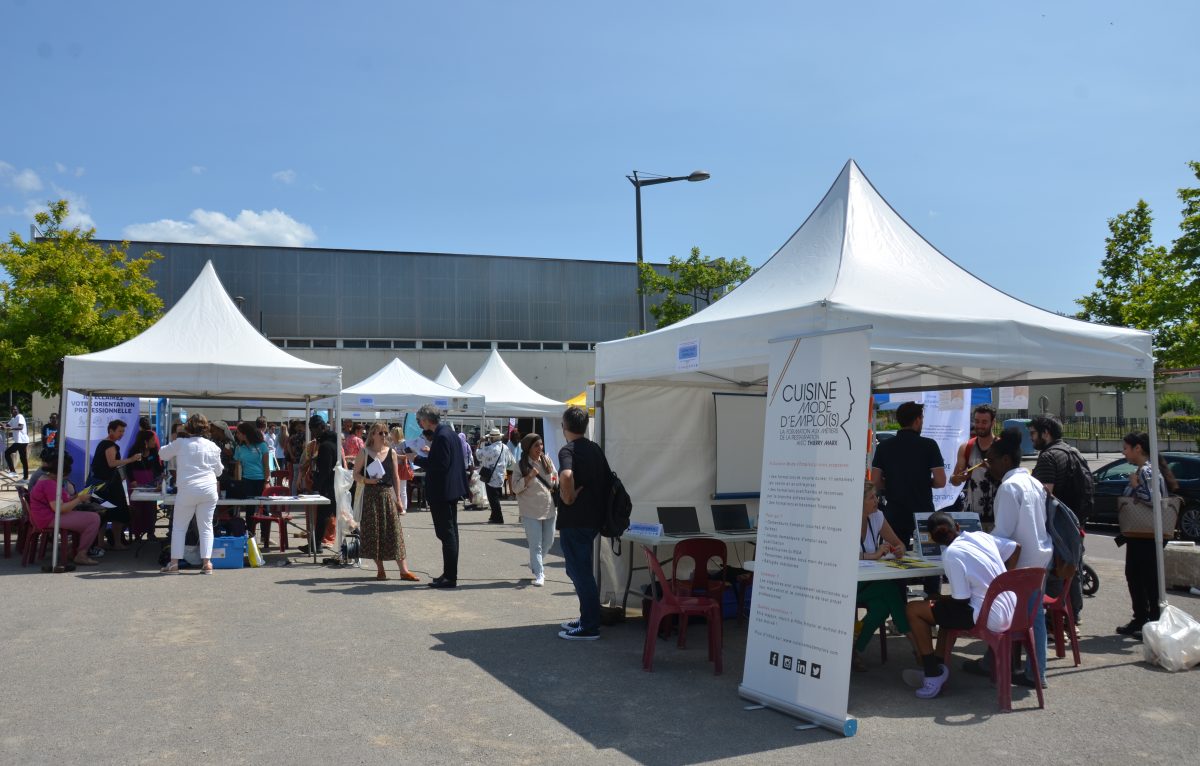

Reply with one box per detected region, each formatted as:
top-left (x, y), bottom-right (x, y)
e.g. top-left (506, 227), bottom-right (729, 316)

top-left (949, 404), bottom-right (998, 529)
top-left (556, 405), bottom-right (608, 641)
top-left (4, 406), bottom-right (30, 479)
top-left (414, 404), bottom-right (467, 589)
top-left (1030, 414), bottom-right (1090, 623)
top-left (343, 423), bottom-right (366, 463)
top-left (870, 401), bottom-right (947, 552)
top-left (230, 421), bottom-right (271, 499)
top-left (1115, 432), bottom-right (1175, 639)
top-left (129, 416), bottom-right (164, 540)
top-left (90, 419), bottom-right (142, 550)
top-left (389, 427), bottom-right (415, 514)
top-left (512, 433), bottom-right (557, 587)
top-left (354, 423), bottom-right (419, 582)
top-left (41, 412), bottom-right (59, 450)
top-left (158, 414), bottom-right (223, 574)
top-left (478, 427), bottom-right (514, 524)
top-left (299, 415), bottom-right (340, 555)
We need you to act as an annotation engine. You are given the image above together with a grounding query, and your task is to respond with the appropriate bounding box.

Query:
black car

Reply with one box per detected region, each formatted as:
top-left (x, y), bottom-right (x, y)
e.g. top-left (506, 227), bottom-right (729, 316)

top-left (1090, 451), bottom-right (1200, 540)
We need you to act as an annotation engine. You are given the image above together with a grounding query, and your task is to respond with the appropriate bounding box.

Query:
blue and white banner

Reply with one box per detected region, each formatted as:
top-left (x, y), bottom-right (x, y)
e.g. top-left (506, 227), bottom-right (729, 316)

top-left (63, 392), bottom-right (140, 491)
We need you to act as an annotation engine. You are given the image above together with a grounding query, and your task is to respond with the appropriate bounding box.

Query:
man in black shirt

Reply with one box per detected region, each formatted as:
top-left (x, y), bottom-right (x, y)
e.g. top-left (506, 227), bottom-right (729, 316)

top-left (556, 405), bottom-right (608, 640)
top-left (1030, 414), bottom-right (1088, 621)
top-left (300, 415), bottom-right (340, 555)
top-left (871, 401), bottom-right (947, 549)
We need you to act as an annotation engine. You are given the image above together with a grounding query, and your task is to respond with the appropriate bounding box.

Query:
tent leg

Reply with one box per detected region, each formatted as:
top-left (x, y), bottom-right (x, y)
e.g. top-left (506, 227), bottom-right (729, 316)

top-left (1146, 377), bottom-right (1167, 609)
top-left (50, 388), bottom-right (71, 571)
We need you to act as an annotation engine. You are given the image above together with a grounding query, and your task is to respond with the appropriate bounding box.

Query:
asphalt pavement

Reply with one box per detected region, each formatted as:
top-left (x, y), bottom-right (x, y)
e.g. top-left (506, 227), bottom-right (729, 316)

top-left (2, 488), bottom-right (1198, 766)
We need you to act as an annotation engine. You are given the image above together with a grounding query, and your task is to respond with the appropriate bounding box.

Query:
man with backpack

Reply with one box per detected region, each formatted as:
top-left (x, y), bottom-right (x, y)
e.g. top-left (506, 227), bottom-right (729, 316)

top-left (555, 405), bottom-right (610, 641)
top-left (1030, 414), bottom-right (1092, 622)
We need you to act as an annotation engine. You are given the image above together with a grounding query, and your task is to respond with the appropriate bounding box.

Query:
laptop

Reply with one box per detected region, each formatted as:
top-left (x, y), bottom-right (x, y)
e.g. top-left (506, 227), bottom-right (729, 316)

top-left (711, 504), bottom-right (755, 534)
top-left (657, 506), bottom-right (709, 537)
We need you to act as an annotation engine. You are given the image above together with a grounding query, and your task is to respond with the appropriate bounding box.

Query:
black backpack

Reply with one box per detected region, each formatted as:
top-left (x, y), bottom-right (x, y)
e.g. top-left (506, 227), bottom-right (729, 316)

top-left (602, 470), bottom-right (633, 542)
top-left (1050, 443), bottom-right (1094, 522)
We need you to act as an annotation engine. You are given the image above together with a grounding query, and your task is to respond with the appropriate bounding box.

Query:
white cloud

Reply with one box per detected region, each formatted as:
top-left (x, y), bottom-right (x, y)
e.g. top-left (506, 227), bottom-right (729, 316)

top-left (55, 162), bottom-right (67, 173)
top-left (74, 166), bottom-right (85, 178)
top-left (24, 187), bottom-right (96, 230)
top-left (0, 161), bottom-right (12, 175)
top-left (272, 169), bottom-right (297, 184)
top-left (13, 168), bottom-right (43, 193)
top-left (191, 165), bottom-right (206, 175)
top-left (122, 208), bottom-right (317, 247)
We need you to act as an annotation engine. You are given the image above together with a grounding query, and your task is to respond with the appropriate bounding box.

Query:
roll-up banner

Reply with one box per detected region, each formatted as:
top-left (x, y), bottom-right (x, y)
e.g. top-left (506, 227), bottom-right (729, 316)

top-left (64, 392), bottom-right (140, 492)
top-left (738, 327), bottom-right (869, 737)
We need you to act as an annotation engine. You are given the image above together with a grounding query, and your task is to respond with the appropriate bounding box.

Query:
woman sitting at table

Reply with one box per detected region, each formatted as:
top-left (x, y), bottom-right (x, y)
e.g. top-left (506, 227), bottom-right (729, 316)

top-left (853, 479), bottom-right (910, 671)
top-left (354, 423), bottom-right (418, 581)
top-left (158, 414), bottom-right (223, 574)
top-left (29, 452), bottom-right (102, 566)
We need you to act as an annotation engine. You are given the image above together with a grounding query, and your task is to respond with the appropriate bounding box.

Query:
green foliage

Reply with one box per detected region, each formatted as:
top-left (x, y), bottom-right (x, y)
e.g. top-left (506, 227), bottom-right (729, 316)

top-left (1160, 415), bottom-right (1200, 434)
top-left (1077, 162), bottom-right (1200, 373)
top-left (0, 200), bottom-right (163, 396)
top-left (1156, 392), bottom-right (1197, 416)
top-left (638, 246), bottom-right (753, 330)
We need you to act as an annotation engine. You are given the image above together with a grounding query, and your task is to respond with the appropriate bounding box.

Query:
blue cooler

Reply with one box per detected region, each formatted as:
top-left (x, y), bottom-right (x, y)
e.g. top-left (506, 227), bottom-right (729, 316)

top-left (211, 536), bottom-right (247, 569)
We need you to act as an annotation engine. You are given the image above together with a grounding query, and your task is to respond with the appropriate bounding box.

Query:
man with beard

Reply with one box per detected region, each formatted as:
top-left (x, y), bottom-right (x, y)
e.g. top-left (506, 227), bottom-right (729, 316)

top-left (871, 401), bottom-right (947, 553)
top-left (1030, 414), bottom-right (1089, 623)
top-left (949, 404), bottom-right (998, 530)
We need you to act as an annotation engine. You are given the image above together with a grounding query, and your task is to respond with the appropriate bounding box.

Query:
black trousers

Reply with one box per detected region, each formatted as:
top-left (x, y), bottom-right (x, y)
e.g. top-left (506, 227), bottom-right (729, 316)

top-left (485, 484), bottom-right (503, 521)
top-left (1125, 538), bottom-right (1164, 624)
top-left (4, 442), bottom-right (28, 477)
top-left (430, 499), bottom-right (459, 581)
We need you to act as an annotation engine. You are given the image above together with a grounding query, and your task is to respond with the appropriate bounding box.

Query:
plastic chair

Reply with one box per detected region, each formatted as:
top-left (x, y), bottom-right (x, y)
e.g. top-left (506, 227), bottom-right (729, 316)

top-left (642, 546), bottom-right (722, 674)
top-left (670, 538), bottom-right (729, 632)
top-left (18, 489), bottom-right (81, 567)
top-left (270, 470), bottom-right (291, 487)
top-left (0, 499), bottom-right (21, 558)
top-left (1044, 571), bottom-right (1081, 667)
top-left (249, 486), bottom-right (294, 551)
top-left (941, 567), bottom-right (1047, 712)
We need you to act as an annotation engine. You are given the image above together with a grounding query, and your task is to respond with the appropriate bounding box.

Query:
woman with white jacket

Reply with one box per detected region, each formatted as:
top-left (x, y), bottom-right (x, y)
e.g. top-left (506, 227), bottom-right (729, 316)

top-left (158, 413), bottom-right (224, 574)
top-left (511, 433), bottom-right (558, 586)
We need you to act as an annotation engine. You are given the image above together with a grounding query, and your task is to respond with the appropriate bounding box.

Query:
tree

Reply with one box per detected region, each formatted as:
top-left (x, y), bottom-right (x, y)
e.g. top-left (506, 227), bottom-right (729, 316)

top-left (637, 246), bottom-right (753, 330)
top-left (0, 200), bottom-right (163, 396)
top-left (1076, 162), bottom-right (1200, 373)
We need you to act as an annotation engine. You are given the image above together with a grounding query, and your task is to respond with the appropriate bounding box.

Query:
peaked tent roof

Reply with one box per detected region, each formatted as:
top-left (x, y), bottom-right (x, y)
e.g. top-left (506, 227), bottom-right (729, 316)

top-left (341, 357), bottom-right (482, 410)
top-left (434, 365), bottom-right (461, 390)
top-left (595, 160), bottom-right (1153, 391)
top-left (459, 350), bottom-right (565, 416)
top-left (63, 261), bottom-right (342, 399)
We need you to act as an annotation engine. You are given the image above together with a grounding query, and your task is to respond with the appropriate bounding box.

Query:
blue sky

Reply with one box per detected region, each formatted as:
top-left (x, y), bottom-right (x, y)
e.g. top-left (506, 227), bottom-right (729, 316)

top-left (1, 1), bottom-right (1197, 314)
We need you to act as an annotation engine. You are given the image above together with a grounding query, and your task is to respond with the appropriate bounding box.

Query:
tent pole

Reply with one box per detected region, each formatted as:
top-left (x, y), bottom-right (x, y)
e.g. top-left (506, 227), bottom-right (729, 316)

top-left (50, 385), bottom-right (71, 571)
top-left (84, 394), bottom-right (93, 488)
top-left (1145, 376), bottom-right (1167, 608)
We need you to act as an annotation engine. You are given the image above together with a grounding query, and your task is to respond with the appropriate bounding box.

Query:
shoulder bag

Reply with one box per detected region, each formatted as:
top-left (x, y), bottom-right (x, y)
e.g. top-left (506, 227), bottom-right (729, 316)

top-left (1118, 494), bottom-right (1182, 540)
top-left (478, 446), bottom-right (504, 484)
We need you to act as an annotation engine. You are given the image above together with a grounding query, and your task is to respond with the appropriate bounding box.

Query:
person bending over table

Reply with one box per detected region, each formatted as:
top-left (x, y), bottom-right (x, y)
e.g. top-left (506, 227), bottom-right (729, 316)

top-left (853, 480), bottom-right (909, 671)
top-left (158, 414), bottom-right (223, 575)
top-left (30, 451), bottom-right (101, 566)
top-left (902, 511), bottom-right (1020, 699)
top-left (89, 418), bottom-right (143, 550)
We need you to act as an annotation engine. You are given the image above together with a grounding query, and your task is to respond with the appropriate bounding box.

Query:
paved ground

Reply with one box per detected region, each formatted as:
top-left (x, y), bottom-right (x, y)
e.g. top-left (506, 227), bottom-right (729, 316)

top-left (2, 482), bottom-right (1199, 765)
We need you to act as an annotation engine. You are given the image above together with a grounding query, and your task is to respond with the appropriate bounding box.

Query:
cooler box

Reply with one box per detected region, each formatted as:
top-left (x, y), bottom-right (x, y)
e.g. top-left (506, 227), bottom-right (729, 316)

top-left (211, 536), bottom-right (247, 569)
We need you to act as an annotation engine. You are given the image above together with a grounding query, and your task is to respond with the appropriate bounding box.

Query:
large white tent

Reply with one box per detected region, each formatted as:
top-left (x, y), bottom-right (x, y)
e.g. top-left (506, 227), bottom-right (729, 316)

top-left (459, 350), bottom-right (564, 416)
top-left (434, 364), bottom-right (461, 390)
top-left (341, 357), bottom-right (482, 413)
top-left (593, 160), bottom-right (1165, 595)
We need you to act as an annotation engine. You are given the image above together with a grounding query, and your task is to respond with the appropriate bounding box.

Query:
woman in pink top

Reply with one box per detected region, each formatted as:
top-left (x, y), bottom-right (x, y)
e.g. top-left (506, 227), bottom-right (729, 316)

top-left (29, 452), bottom-right (102, 566)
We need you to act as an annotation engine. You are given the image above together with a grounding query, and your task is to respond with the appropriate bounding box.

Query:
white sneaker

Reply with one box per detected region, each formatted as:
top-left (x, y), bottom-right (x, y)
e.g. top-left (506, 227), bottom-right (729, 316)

top-left (914, 665), bottom-right (950, 699)
top-left (533, 574), bottom-right (545, 587)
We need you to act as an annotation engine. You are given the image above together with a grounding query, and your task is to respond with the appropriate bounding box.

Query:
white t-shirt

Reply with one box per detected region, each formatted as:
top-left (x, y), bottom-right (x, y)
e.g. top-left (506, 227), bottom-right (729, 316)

top-left (860, 510), bottom-right (886, 555)
top-left (7, 414), bottom-right (28, 444)
top-left (991, 467), bottom-right (1053, 570)
top-left (944, 530), bottom-right (1018, 632)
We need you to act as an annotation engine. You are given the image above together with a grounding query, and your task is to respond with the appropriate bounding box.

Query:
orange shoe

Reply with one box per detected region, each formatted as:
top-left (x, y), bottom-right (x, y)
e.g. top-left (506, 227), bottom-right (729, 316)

top-left (399, 572), bottom-right (421, 582)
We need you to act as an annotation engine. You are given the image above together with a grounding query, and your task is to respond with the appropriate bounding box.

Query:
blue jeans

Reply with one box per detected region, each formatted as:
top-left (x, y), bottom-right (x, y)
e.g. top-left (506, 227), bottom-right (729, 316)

top-left (1027, 599), bottom-right (1047, 683)
top-left (560, 527), bottom-right (600, 632)
top-left (522, 516), bottom-right (556, 578)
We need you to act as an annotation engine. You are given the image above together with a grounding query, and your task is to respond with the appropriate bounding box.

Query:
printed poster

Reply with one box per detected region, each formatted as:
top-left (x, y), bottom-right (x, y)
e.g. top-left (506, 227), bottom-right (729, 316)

top-left (738, 329), bottom-right (868, 737)
top-left (63, 392), bottom-right (140, 492)
top-left (919, 389), bottom-right (973, 510)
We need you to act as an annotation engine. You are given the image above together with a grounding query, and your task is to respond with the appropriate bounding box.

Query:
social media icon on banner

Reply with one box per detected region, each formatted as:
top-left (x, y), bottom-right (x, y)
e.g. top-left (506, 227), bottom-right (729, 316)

top-left (811, 663), bottom-right (822, 679)
top-left (796, 660), bottom-right (807, 675)
top-left (769, 651), bottom-right (779, 667)
top-left (782, 655), bottom-right (793, 671)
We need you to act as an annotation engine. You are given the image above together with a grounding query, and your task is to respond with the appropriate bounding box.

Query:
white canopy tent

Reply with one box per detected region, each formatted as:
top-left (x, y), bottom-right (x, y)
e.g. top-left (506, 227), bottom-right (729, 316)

top-left (434, 364), bottom-right (461, 390)
top-left (459, 350), bottom-right (565, 417)
top-left (594, 160), bottom-right (1169, 600)
top-left (51, 261), bottom-right (343, 569)
top-left (341, 357), bottom-right (482, 414)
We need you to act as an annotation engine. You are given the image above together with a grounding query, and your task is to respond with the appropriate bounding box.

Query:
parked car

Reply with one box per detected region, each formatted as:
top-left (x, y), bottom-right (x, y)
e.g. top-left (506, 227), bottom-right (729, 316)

top-left (1089, 451), bottom-right (1200, 540)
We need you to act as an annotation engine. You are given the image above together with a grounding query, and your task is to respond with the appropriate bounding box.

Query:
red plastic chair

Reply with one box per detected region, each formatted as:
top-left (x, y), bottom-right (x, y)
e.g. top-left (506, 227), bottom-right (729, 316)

top-left (249, 486), bottom-right (294, 551)
top-left (1044, 571), bottom-right (1081, 667)
top-left (18, 489), bottom-right (81, 567)
top-left (270, 470), bottom-right (291, 488)
top-left (642, 546), bottom-right (722, 675)
top-left (941, 567), bottom-right (1047, 712)
top-left (669, 539), bottom-right (729, 638)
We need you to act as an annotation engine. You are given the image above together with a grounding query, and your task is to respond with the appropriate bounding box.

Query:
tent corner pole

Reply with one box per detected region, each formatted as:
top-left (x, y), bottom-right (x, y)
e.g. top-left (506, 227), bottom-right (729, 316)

top-left (1145, 376), bottom-right (1167, 608)
top-left (50, 383), bottom-right (72, 571)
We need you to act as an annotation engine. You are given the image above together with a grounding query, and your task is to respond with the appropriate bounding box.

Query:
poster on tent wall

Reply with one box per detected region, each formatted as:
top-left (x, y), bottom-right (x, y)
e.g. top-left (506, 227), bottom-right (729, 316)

top-left (918, 389), bottom-right (973, 510)
top-left (738, 328), bottom-right (868, 737)
top-left (999, 386), bottom-right (1029, 410)
top-left (63, 392), bottom-right (140, 492)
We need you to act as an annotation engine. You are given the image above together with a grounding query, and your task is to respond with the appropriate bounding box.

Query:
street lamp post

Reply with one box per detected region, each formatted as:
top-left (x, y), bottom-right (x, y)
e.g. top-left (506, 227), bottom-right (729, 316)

top-left (627, 169), bottom-right (710, 333)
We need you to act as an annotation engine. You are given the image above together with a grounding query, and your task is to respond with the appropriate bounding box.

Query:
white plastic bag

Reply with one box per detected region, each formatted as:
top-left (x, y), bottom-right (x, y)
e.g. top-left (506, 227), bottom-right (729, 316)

top-left (333, 466), bottom-right (356, 547)
top-left (1142, 605), bottom-right (1200, 672)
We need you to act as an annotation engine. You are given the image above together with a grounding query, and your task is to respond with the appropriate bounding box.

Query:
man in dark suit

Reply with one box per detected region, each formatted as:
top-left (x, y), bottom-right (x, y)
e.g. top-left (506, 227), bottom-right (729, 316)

top-left (414, 404), bottom-right (467, 589)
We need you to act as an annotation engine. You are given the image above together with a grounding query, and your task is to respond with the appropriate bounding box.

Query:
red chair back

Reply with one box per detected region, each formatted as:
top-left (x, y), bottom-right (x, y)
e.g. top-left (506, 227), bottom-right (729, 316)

top-left (263, 486), bottom-right (293, 497)
top-left (672, 538), bottom-right (727, 597)
top-left (978, 567), bottom-right (1046, 634)
top-left (644, 546), bottom-right (683, 608)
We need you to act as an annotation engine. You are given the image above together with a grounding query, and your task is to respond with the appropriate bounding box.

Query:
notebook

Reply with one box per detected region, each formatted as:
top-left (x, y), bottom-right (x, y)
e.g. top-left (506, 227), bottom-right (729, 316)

top-left (657, 506), bottom-right (708, 537)
top-left (711, 503), bottom-right (754, 534)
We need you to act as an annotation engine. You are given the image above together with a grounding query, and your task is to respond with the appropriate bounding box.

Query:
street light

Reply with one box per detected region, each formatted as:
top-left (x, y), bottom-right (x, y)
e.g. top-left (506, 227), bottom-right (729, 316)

top-left (627, 169), bottom-right (710, 333)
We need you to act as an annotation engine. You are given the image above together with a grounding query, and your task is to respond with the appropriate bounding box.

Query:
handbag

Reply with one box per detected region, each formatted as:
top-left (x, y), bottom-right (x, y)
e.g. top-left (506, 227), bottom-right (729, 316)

top-left (478, 447), bottom-right (504, 484)
top-left (1118, 495), bottom-right (1181, 540)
